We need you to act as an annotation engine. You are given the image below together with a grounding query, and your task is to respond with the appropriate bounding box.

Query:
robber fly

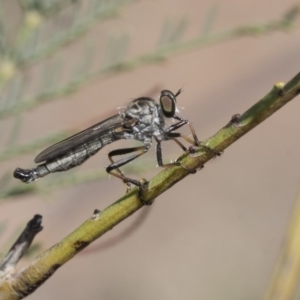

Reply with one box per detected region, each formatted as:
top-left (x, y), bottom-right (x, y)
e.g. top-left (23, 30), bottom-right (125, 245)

top-left (14, 90), bottom-right (216, 202)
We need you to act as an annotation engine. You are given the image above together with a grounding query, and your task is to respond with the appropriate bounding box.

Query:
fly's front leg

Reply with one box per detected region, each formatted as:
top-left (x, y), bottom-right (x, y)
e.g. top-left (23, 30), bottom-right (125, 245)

top-left (106, 146), bottom-right (151, 205)
top-left (171, 115), bottom-right (221, 156)
top-left (172, 115), bottom-right (200, 146)
top-left (167, 115), bottom-right (201, 149)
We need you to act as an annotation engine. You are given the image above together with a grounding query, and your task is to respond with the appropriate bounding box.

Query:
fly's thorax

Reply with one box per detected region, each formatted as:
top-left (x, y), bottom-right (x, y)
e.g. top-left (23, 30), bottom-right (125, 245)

top-left (123, 97), bottom-right (164, 126)
top-left (119, 97), bottom-right (167, 142)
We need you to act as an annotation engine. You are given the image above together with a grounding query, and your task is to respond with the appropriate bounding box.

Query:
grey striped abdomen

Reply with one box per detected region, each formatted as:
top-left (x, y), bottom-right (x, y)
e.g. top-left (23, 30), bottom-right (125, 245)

top-left (36, 133), bottom-right (114, 178)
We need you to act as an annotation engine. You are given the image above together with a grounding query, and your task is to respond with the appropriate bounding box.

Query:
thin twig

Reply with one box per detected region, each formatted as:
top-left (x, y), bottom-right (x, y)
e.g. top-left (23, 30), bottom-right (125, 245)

top-left (0, 215), bottom-right (43, 282)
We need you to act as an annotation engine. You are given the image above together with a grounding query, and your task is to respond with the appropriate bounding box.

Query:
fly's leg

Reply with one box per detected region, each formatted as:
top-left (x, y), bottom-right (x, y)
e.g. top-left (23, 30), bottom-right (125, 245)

top-left (170, 115), bottom-right (221, 156)
top-left (155, 138), bottom-right (197, 174)
top-left (155, 138), bottom-right (181, 168)
top-left (106, 146), bottom-right (151, 205)
top-left (107, 146), bottom-right (147, 191)
top-left (165, 118), bottom-right (221, 173)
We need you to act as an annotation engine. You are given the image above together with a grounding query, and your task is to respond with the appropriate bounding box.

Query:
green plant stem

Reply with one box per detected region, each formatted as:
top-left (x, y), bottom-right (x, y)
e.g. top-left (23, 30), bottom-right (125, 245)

top-left (0, 69), bottom-right (299, 299)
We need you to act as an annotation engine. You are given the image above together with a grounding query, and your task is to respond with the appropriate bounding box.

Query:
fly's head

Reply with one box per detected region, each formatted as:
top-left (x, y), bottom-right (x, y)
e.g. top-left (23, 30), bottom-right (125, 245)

top-left (160, 89), bottom-right (181, 119)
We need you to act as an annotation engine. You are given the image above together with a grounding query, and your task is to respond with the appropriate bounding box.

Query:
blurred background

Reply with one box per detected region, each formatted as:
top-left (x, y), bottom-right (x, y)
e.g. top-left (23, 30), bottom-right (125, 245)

top-left (1, 0), bottom-right (300, 299)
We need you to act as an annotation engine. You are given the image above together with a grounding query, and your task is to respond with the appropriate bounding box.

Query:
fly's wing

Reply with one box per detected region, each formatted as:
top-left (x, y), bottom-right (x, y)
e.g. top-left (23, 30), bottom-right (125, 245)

top-left (35, 114), bottom-right (134, 163)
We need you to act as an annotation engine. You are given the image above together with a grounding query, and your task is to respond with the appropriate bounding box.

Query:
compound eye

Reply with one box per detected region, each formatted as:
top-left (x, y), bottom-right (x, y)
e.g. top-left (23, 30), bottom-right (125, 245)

top-left (160, 90), bottom-right (176, 118)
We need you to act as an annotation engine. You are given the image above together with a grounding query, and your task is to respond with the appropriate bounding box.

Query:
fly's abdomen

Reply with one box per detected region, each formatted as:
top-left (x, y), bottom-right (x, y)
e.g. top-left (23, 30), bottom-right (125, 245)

top-left (38, 135), bottom-right (113, 176)
top-left (14, 134), bottom-right (114, 183)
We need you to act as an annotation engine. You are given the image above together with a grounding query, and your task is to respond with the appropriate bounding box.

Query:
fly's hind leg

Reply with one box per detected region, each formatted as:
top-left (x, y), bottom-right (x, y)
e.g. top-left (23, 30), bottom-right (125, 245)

top-left (106, 146), bottom-right (151, 205)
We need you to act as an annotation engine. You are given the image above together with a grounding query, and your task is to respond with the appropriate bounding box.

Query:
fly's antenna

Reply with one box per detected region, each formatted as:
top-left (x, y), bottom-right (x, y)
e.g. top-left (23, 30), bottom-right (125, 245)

top-left (175, 88), bottom-right (182, 98)
top-left (175, 84), bottom-right (185, 98)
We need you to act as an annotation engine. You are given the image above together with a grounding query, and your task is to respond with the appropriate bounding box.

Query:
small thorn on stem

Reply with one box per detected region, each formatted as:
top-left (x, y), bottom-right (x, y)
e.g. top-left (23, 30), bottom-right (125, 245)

top-left (188, 146), bottom-right (197, 155)
top-left (91, 209), bottom-right (101, 220)
top-left (230, 114), bottom-right (242, 127)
